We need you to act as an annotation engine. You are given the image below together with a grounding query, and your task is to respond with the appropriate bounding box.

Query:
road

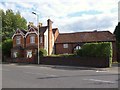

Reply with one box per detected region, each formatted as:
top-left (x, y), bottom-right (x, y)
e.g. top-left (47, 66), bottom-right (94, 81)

top-left (1, 63), bottom-right (119, 88)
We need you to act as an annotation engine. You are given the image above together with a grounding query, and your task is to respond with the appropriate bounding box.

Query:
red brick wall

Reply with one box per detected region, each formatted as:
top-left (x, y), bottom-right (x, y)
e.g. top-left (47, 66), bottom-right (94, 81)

top-left (55, 43), bottom-right (83, 54)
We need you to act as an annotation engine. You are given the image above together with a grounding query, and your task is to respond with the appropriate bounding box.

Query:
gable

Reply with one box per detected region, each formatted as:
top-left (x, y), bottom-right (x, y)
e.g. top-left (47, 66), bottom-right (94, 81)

top-left (12, 29), bottom-right (25, 39)
top-left (25, 27), bottom-right (38, 38)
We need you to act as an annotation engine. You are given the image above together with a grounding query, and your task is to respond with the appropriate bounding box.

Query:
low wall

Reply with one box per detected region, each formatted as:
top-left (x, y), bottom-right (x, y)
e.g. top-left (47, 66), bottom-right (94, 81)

top-left (9, 58), bottom-right (35, 64)
top-left (40, 56), bottom-right (110, 68)
top-left (8, 56), bottom-right (110, 68)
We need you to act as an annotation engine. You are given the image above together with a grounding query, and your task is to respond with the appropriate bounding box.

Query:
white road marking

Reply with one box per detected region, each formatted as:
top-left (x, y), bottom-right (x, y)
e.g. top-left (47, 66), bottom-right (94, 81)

top-left (83, 79), bottom-right (116, 84)
top-left (24, 71), bottom-right (57, 77)
top-left (0, 69), bottom-right (10, 71)
top-left (96, 70), bottom-right (109, 72)
top-left (25, 72), bottom-right (41, 75)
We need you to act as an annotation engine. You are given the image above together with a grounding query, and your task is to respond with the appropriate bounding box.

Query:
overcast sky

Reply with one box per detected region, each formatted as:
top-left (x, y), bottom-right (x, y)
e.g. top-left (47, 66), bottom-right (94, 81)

top-left (0, 0), bottom-right (119, 33)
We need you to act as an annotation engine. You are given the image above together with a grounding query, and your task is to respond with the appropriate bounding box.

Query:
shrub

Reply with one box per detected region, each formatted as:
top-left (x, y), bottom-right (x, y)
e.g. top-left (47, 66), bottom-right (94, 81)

top-left (39, 48), bottom-right (47, 57)
top-left (2, 39), bottom-right (13, 57)
top-left (50, 54), bottom-right (75, 57)
top-left (76, 42), bottom-right (112, 67)
top-left (77, 42), bottom-right (112, 57)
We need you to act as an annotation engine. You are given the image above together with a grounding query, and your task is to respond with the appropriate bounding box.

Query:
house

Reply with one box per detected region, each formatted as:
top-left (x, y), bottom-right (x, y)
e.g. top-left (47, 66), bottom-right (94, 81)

top-left (55, 31), bottom-right (117, 62)
top-left (11, 19), bottom-right (117, 62)
top-left (11, 19), bottom-right (59, 60)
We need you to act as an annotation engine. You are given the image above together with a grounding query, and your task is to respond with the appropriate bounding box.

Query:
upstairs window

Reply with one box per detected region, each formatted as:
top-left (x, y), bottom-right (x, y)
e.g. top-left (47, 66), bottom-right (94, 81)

top-left (30, 36), bottom-right (35, 44)
top-left (16, 36), bottom-right (21, 45)
top-left (63, 44), bottom-right (68, 48)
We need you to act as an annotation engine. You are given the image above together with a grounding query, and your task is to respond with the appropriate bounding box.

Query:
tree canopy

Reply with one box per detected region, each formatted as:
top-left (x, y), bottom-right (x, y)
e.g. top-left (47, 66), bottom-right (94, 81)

top-left (114, 22), bottom-right (120, 43)
top-left (0, 9), bottom-right (27, 41)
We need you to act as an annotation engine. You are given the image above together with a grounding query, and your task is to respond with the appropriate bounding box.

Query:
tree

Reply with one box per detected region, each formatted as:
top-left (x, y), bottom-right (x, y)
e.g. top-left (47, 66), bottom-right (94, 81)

top-left (114, 22), bottom-right (120, 62)
top-left (1, 9), bottom-right (27, 41)
top-left (114, 22), bottom-right (120, 43)
top-left (2, 39), bottom-right (13, 57)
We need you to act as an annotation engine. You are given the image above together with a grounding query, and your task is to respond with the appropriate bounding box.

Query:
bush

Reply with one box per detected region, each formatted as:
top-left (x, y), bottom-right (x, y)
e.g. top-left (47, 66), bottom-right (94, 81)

top-left (2, 39), bottom-right (13, 57)
top-left (39, 48), bottom-right (47, 57)
top-left (50, 54), bottom-right (75, 57)
top-left (76, 42), bottom-right (112, 67)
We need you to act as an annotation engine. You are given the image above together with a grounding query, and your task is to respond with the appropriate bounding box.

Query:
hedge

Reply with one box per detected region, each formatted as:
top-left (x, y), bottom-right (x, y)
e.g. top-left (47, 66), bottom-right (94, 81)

top-left (76, 42), bottom-right (112, 67)
top-left (39, 48), bottom-right (47, 57)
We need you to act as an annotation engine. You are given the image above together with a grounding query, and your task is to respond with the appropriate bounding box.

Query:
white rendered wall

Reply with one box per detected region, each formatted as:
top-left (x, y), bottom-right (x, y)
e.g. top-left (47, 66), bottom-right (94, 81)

top-left (44, 29), bottom-right (48, 55)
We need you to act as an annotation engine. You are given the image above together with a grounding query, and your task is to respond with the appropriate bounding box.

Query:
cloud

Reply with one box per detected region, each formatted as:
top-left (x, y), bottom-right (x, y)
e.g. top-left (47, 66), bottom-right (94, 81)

top-left (0, 0), bottom-right (119, 33)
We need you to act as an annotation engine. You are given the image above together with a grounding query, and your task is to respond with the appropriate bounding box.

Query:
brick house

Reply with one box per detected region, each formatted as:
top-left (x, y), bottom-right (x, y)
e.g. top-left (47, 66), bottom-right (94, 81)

top-left (11, 19), bottom-right (58, 60)
top-left (11, 19), bottom-right (117, 62)
top-left (55, 31), bottom-right (117, 62)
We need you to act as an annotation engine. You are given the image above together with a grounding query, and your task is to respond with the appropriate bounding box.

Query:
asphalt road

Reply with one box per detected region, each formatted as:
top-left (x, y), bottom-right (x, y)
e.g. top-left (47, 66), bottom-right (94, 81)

top-left (1, 63), bottom-right (119, 88)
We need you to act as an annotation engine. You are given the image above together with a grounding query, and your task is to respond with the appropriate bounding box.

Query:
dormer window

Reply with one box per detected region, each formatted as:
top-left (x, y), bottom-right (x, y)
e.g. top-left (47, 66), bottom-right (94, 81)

top-left (30, 36), bottom-right (35, 44)
top-left (16, 36), bottom-right (21, 45)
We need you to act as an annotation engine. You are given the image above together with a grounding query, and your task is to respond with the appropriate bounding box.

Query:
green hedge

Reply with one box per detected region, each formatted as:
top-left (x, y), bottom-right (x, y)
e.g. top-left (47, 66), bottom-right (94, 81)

top-left (39, 48), bottom-right (47, 57)
top-left (50, 54), bottom-right (75, 57)
top-left (76, 42), bottom-right (112, 67)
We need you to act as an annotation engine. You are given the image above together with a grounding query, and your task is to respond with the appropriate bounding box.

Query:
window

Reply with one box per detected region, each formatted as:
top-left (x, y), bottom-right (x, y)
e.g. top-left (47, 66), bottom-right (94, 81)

top-left (74, 45), bottom-right (81, 53)
top-left (40, 36), bottom-right (43, 43)
top-left (13, 52), bottom-right (18, 58)
top-left (27, 50), bottom-right (32, 58)
top-left (63, 44), bottom-right (68, 48)
top-left (16, 36), bottom-right (21, 44)
top-left (75, 46), bottom-right (81, 50)
top-left (30, 36), bottom-right (35, 43)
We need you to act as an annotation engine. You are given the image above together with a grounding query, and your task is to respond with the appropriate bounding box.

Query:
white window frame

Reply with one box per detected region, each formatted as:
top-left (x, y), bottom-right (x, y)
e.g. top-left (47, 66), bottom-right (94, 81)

top-left (16, 36), bottom-right (21, 45)
top-left (13, 52), bottom-right (18, 58)
top-left (27, 50), bottom-right (32, 58)
top-left (30, 36), bottom-right (35, 44)
top-left (63, 44), bottom-right (68, 48)
top-left (75, 46), bottom-right (81, 50)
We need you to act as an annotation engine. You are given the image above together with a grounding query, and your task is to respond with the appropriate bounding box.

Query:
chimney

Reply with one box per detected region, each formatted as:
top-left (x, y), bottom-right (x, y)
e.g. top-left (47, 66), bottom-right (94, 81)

top-left (47, 19), bottom-right (53, 55)
top-left (38, 22), bottom-right (42, 27)
top-left (29, 22), bottom-right (34, 26)
top-left (28, 22), bottom-right (34, 29)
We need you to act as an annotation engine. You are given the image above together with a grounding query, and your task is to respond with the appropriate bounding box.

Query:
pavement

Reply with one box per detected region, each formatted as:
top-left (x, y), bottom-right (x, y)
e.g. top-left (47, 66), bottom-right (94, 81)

top-left (6, 62), bottom-right (119, 72)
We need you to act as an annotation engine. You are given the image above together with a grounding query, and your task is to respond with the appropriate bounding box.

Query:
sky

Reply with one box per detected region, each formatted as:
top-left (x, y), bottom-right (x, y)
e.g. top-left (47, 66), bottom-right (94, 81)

top-left (0, 0), bottom-right (119, 33)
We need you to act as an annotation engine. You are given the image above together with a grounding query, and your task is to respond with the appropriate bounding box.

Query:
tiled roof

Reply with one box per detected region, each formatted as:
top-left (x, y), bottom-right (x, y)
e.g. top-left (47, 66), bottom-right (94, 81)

top-left (20, 30), bottom-right (27, 34)
top-left (28, 26), bottom-right (48, 34)
top-left (39, 26), bottom-right (48, 34)
top-left (55, 31), bottom-right (116, 43)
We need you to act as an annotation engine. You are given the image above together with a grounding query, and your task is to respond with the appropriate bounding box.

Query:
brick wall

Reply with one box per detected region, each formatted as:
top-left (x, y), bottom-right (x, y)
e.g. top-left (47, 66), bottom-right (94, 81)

top-left (40, 56), bottom-right (110, 68)
top-left (55, 43), bottom-right (83, 54)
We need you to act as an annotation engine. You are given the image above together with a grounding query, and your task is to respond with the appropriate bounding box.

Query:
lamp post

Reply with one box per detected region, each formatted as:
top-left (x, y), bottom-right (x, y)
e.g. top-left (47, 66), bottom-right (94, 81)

top-left (32, 12), bottom-right (40, 64)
